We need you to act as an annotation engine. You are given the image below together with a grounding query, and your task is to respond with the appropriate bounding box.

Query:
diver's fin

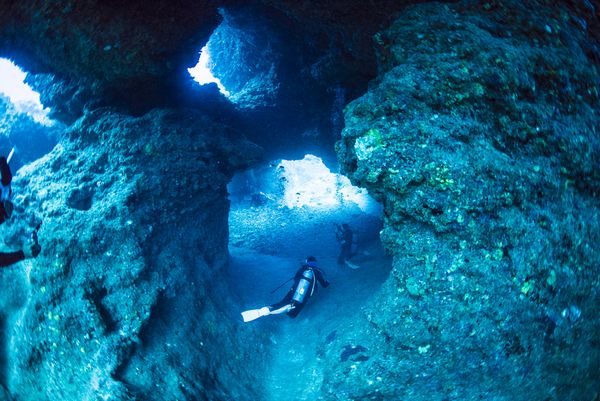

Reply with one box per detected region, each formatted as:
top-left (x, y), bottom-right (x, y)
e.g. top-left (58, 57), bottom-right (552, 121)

top-left (241, 307), bottom-right (271, 322)
top-left (345, 260), bottom-right (360, 269)
top-left (6, 147), bottom-right (14, 164)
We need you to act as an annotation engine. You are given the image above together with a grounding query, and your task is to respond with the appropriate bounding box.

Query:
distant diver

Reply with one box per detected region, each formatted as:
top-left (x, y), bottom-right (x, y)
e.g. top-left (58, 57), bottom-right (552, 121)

top-left (241, 256), bottom-right (330, 322)
top-left (0, 149), bottom-right (41, 268)
top-left (335, 223), bottom-right (358, 268)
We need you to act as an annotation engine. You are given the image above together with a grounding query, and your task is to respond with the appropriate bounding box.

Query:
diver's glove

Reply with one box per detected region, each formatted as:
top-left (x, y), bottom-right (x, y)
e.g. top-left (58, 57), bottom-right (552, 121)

top-left (24, 243), bottom-right (41, 259)
top-left (24, 224), bottom-right (41, 259)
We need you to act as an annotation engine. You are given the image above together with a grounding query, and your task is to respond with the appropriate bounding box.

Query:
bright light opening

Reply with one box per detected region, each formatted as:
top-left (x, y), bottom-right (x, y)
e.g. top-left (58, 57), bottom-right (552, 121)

top-left (188, 45), bottom-right (230, 97)
top-left (0, 58), bottom-right (54, 126)
top-left (278, 154), bottom-right (379, 214)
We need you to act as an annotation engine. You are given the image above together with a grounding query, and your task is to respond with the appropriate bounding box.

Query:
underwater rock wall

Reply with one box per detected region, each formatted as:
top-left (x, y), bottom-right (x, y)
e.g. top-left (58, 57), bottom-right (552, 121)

top-left (0, 0), bottom-right (220, 84)
top-left (1, 1), bottom-right (598, 400)
top-left (203, 6), bottom-right (344, 162)
top-left (333, 1), bottom-right (599, 400)
top-left (1, 108), bottom-right (266, 401)
top-left (0, 0), bottom-right (222, 116)
top-left (258, 0), bottom-right (418, 97)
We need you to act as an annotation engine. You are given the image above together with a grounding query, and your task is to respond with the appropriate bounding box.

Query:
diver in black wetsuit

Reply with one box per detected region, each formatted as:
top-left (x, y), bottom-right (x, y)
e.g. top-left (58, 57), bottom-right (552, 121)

top-left (335, 223), bottom-right (355, 265)
top-left (0, 153), bottom-right (41, 268)
top-left (241, 256), bottom-right (330, 322)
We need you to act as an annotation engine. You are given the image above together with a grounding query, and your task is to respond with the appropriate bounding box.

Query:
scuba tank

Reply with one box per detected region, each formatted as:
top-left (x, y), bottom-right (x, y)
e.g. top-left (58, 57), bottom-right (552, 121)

top-left (292, 268), bottom-right (315, 303)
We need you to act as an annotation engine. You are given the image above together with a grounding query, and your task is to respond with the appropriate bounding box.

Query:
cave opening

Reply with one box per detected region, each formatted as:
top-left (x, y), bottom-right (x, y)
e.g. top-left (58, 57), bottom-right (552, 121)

top-left (188, 45), bottom-right (231, 98)
top-left (0, 57), bottom-right (60, 171)
top-left (187, 8), bottom-right (281, 110)
top-left (0, 58), bottom-right (52, 126)
top-left (226, 154), bottom-right (392, 398)
top-left (0, 1), bottom-right (598, 399)
top-left (185, 6), bottom-right (344, 166)
top-left (184, 7), bottom-right (393, 398)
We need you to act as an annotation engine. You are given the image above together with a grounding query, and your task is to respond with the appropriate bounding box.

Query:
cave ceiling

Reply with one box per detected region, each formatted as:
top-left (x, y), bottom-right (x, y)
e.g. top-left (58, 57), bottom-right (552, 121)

top-left (0, 0), bottom-right (428, 113)
top-left (0, 0), bottom-right (597, 145)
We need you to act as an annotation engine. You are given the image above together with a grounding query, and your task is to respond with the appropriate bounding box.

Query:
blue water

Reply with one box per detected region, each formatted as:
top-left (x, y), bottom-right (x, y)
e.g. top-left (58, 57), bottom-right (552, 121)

top-left (226, 202), bottom-right (392, 401)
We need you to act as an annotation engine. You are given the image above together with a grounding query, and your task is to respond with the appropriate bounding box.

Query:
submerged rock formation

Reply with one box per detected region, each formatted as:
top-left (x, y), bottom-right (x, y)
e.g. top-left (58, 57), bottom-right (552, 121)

top-left (2, 108), bottom-right (265, 400)
top-left (0, 0), bottom-right (222, 113)
top-left (335, 1), bottom-right (599, 400)
top-left (0, 0), bottom-right (598, 400)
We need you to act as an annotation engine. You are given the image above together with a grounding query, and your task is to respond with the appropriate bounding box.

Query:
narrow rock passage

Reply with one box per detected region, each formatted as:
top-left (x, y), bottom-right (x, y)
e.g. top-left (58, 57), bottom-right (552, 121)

top-left (226, 204), bottom-right (391, 401)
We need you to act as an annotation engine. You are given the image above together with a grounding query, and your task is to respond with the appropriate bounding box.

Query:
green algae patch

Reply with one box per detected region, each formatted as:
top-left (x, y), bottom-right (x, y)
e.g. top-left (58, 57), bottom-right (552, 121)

top-left (520, 280), bottom-right (534, 295)
top-left (354, 128), bottom-right (385, 161)
top-left (423, 162), bottom-right (456, 191)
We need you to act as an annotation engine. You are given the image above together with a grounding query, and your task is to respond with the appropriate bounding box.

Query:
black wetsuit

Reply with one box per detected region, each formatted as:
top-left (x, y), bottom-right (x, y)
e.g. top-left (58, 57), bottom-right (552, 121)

top-left (337, 225), bottom-right (354, 265)
top-left (270, 264), bottom-right (330, 318)
top-left (0, 155), bottom-right (11, 225)
top-left (0, 155), bottom-right (27, 268)
top-left (0, 251), bottom-right (25, 267)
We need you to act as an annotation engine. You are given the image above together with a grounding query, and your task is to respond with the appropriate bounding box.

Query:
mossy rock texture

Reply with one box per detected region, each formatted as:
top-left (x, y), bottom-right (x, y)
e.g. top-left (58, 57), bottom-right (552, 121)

top-left (334, 1), bottom-right (599, 400)
top-left (0, 108), bottom-right (266, 401)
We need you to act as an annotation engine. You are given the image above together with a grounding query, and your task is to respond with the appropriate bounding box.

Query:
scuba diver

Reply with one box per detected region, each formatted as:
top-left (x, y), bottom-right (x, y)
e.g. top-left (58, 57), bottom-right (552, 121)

top-left (0, 153), bottom-right (14, 225)
top-left (241, 256), bottom-right (330, 322)
top-left (335, 223), bottom-right (356, 266)
top-left (0, 150), bottom-right (41, 268)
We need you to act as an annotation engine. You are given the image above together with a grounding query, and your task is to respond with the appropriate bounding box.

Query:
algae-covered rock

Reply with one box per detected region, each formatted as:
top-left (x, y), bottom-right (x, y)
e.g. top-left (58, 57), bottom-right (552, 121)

top-left (333, 1), bottom-right (600, 400)
top-left (1, 108), bottom-right (266, 401)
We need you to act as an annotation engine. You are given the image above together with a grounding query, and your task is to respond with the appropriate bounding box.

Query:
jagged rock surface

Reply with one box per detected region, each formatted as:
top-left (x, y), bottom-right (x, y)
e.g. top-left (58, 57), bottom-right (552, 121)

top-left (0, 0), bottom-right (433, 161)
top-left (259, 0), bottom-right (416, 94)
top-left (333, 1), bottom-right (599, 400)
top-left (1, 108), bottom-right (266, 401)
top-left (0, 0), bottom-right (221, 106)
top-left (0, 0), bottom-right (599, 400)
